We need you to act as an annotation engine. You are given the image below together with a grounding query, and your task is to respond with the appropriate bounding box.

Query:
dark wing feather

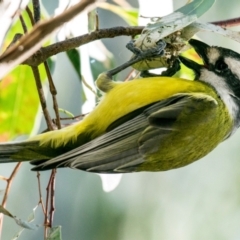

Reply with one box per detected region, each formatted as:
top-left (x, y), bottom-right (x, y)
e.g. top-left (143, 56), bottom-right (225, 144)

top-left (0, 141), bottom-right (39, 163)
top-left (32, 94), bottom-right (216, 173)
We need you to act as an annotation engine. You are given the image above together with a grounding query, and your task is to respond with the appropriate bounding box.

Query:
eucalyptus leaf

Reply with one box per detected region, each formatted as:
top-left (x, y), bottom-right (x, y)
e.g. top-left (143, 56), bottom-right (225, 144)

top-left (27, 205), bottom-right (38, 223)
top-left (134, 0), bottom-right (215, 52)
top-left (46, 226), bottom-right (62, 240)
top-left (146, 0), bottom-right (215, 32)
top-left (187, 21), bottom-right (240, 43)
top-left (13, 217), bottom-right (39, 230)
top-left (88, 9), bottom-right (98, 32)
top-left (58, 108), bottom-right (75, 118)
top-left (12, 206), bottom-right (40, 239)
top-left (66, 48), bottom-right (81, 78)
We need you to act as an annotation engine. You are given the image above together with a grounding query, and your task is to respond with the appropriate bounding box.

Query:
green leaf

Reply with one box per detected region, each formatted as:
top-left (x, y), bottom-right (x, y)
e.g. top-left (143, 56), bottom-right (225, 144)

top-left (27, 205), bottom-right (38, 223)
top-left (46, 57), bottom-right (56, 74)
top-left (58, 108), bottom-right (75, 118)
top-left (144, 0), bottom-right (215, 40)
top-left (0, 64), bottom-right (47, 141)
top-left (88, 10), bottom-right (98, 32)
top-left (66, 48), bottom-right (81, 78)
top-left (66, 48), bottom-right (88, 101)
top-left (13, 217), bottom-right (39, 230)
top-left (12, 206), bottom-right (40, 239)
top-left (177, 0), bottom-right (215, 17)
top-left (0, 7), bottom-right (51, 141)
top-left (90, 56), bottom-right (115, 81)
top-left (98, 2), bottom-right (138, 26)
top-left (47, 226), bottom-right (62, 240)
top-left (187, 21), bottom-right (240, 43)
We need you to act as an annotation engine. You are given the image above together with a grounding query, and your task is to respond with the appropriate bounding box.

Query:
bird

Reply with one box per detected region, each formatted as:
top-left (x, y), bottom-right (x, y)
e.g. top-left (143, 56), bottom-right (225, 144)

top-left (1, 39), bottom-right (240, 173)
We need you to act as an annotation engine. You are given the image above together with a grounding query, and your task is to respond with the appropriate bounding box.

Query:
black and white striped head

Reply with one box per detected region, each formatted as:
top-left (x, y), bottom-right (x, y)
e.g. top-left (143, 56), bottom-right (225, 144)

top-left (180, 39), bottom-right (240, 133)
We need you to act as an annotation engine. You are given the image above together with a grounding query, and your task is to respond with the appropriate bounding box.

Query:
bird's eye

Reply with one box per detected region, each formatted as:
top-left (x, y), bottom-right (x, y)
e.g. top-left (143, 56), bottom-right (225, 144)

top-left (215, 59), bottom-right (228, 72)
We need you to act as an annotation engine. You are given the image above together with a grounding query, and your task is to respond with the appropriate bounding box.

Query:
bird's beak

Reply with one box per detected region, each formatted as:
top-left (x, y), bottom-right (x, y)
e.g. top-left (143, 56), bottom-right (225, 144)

top-left (179, 39), bottom-right (210, 79)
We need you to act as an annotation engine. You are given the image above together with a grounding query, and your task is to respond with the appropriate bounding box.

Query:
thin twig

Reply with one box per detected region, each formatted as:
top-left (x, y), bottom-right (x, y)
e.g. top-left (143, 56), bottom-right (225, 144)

top-left (0, 163), bottom-right (22, 236)
top-left (24, 26), bottom-right (144, 66)
top-left (0, 176), bottom-right (8, 181)
top-left (19, 15), bottom-right (28, 33)
top-left (20, 17), bottom-right (240, 67)
top-left (32, 0), bottom-right (41, 23)
top-left (5, 34), bottom-right (23, 50)
top-left (212, 17), bottom-right (240, 28)
top-left (44, 171), bottom-right (54, 237)
top-left (43, 61), bottom-right (59, 233)
top-left (31, 66), bottom-right (54, 131)
top-left (26, 6), bottom-right (35, 26)
top-left (37, 172), bottom-right (46, 215)
top-left (44, 61), bottom-right (61, 129)
top-left (57, 113), bottom-right (86, 121)
top-left (1, 163), bottom-right (22, 206)
top-left (81, 74), bottom-right (97, 96)
top-left (49, 169), bottom-right (56, 228)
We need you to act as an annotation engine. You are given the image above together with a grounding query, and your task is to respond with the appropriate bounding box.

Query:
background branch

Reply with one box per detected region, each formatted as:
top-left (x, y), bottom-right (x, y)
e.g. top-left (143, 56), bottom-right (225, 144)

top-left (0, 0), bottom-right (97, 79)
top-left (25, 26), bottom-right (144, 66)
top-left (0, 163), bottom-right (22, 238)
top-left (20, 17), bottom-right (240, 67)
top-left (32, 0), bottom-right (41, 23)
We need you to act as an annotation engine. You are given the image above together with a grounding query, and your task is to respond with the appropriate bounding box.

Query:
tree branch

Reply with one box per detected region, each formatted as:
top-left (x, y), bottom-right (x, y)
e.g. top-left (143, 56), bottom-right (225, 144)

top-left (0, 163), bottom-right (22, 237)
top-left (25, 26), bottom-right (144, 66)
top-left (0, 0), bottom-right (97, 79)
top-left (32, 0), bottom-right (41, 23)
top-left (212, 17), bottom-right (240, 28)
top-left (31, 66), bottom-right (54, 130)
top-left (16, 17), bottom-right (240, 68)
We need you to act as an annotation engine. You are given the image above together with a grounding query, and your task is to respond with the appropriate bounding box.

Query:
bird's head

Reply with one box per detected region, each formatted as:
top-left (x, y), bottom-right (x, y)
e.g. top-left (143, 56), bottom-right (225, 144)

top-left (179, 39), bottom-right (240, 133)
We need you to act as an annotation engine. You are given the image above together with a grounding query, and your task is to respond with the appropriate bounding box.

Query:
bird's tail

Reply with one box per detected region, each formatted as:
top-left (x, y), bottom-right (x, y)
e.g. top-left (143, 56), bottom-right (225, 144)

top-left (0, 141), bottom-right (38, 163)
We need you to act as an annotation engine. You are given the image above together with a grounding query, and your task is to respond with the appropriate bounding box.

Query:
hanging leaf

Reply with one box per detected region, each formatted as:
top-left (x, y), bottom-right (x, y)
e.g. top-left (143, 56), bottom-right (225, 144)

top-left (13, 217), bottom-right (39, 230)
top-left (184, 21), bottom-right (240, 43)
top-left (58, 108), bottom-right (75, 118)
top-left (11, 205), bottom-right (40, 239)
top-left (66, 48), bottom-right (81, 78)
top-left (88, 9), bottom-right (98, 32)
top-left (46, 226), bottom-right (62, 240)
top-left (0, 204), bottom-right (39, 238)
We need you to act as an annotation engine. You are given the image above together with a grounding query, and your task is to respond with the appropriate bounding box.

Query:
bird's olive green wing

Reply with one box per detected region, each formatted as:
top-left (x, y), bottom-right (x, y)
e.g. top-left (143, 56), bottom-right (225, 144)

top-left (31, 93), bottom-right (217, 173)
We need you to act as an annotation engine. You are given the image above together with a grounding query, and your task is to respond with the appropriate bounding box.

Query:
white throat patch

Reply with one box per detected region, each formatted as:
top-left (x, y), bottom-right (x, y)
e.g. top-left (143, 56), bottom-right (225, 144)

top-left (199, 69), bottom-right (238, 125)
